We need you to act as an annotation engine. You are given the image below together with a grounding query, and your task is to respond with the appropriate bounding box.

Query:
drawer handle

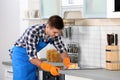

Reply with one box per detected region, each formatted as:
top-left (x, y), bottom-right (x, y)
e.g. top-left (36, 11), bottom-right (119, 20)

top-left (7, 71), bottom-right (13, 73)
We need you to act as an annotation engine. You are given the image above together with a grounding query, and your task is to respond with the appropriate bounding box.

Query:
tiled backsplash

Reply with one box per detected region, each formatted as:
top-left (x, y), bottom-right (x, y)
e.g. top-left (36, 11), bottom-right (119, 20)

top-left (62, 26), bottom-right (120, 68)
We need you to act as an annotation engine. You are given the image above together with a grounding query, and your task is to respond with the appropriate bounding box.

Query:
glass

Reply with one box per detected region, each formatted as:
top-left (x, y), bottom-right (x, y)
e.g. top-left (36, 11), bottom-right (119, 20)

top-left (40, 0), bottom-right (60, 19)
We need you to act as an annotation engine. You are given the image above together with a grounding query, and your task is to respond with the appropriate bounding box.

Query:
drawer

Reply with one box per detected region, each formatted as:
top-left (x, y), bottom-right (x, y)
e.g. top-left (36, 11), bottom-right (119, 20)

top-left (4, 66), bottom-right (13, 78)
top-left (4, 78), bottom-right (13, 80)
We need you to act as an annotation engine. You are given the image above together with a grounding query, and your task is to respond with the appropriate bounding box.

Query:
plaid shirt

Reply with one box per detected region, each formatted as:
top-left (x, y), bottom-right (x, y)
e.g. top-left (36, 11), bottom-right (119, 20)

top-left (14, 24), bottom-right (66, 59)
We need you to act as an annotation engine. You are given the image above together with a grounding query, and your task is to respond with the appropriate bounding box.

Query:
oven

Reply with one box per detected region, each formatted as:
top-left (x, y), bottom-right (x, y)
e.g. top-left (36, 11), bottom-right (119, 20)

top-left (39, 70), bottom-right (65, 80)
top-left (43, 71), bottom-right (65, 80)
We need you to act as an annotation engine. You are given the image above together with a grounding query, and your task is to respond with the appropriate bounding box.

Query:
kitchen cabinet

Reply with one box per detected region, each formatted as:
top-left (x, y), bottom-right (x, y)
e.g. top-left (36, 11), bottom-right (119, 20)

top-left (4, 67), bottom-right (13, 80)
top-left (24, 0), bottom-right (61, 20)
top-left (24, 0), bottom-right (84, 20)
top-left (84, 0), bottom-right (120, 18)
top-left (61, 0), bottom-right (83, 18)
top-left (40, 0), bottom-right (60, 19)
top-left (83, 0), bottom-right (107, 18)
top-left (2, 63), bottom-right (13, 80)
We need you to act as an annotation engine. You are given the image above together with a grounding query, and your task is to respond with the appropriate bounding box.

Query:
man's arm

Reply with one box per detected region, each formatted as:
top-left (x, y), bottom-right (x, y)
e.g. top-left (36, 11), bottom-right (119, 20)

top-left (61, 51), bottom-right (69, 59)
top-left (30, 58), bottom-right (42, 67)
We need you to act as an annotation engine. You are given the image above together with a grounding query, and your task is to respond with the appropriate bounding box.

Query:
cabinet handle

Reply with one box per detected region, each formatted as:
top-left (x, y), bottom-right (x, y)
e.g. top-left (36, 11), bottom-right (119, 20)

top-left (7, 71), bottom-right (13, 73)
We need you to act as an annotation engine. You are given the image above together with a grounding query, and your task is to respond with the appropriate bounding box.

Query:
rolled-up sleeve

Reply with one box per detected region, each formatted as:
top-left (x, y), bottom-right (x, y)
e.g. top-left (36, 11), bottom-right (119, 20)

top-left (53, 36), bottom-right (67, 54)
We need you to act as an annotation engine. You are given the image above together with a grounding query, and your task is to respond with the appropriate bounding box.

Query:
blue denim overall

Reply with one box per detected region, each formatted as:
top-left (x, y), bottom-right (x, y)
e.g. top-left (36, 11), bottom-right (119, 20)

top-left (12, 38), bottom-right (52, 80)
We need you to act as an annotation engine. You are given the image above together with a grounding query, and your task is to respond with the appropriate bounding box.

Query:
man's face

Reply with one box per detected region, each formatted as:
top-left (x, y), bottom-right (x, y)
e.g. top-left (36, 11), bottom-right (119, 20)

top-left (46, 24), bottom-right (62, 38)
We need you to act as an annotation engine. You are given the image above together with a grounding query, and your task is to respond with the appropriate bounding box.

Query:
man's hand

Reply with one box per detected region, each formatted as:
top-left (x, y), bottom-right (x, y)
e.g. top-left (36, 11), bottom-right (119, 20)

top-left (63, 57), bottom-right (78, 69)
top-left (30, 58), bottom-right (60, 76)
top-left (40, 62), bottom-right (60, 76)
top-left (63, 57), bottom-right (71, 69)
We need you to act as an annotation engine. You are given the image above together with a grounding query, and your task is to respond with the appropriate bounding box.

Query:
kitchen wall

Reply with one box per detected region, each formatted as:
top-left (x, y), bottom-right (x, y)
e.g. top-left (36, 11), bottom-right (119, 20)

top-left (61, 18), bottom-right (120, 68)
top-left (62, 25), bottom-right (120, 68)
top-left (0, 0), bottom-right (20, 80)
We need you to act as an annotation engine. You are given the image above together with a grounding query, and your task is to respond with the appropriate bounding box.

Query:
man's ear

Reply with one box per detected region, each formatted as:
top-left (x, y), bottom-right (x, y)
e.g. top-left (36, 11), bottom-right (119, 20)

top-left (46, 24), bottom-right (52, 29)
top-left (46, 24), bottom-right (49, 28)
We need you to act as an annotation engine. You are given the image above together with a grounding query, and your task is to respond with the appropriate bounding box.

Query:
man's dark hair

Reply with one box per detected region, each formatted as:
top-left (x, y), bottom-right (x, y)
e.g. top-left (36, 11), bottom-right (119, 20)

top-left (47, 15), bottom-right (64, 30)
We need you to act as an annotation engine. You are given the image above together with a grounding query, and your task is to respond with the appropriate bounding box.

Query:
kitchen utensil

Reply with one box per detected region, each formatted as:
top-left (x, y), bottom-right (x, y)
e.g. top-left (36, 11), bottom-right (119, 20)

top-left (35, 10), bottom-right (40, 18)
top-left (67, 43), bottom-right (79, 53)
top-left (69, 54), bottom-right (78, 63)
top-left (28, 10), bottom-right (36, 18)
top-left (106, 61), bottom-right (120, 71)
top-left (105, 45), bottom-right (120, 70)
top-left (107, 34), bottom-right (115, 45)
top-left (115, 34), bottom-right (118, 45)
top-left (62, 28), bottom-right (68, 38)
top-left (67, 27), bottom-right (72, 39)
top-left (107, 34), bottom-right (111, 45)
top-left (69, 27), bottom-right (72, 39)
top-left (106, 52), bottom-right (119, 61)
top-left (111, 33), bottom-right (114, 45)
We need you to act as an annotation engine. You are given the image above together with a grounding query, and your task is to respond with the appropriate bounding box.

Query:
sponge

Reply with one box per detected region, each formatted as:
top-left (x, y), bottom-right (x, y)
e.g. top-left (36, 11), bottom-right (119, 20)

top-left (68, 64), bottom-right (80, 69)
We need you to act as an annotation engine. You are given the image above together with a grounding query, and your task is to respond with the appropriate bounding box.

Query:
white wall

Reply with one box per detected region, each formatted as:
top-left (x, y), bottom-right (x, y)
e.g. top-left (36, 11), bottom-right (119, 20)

top-left (63, 25), bottom-right (120, 68)
top-left (0, 0), bottom-right (20, 80)
top-left (19, 0), bottom-right (29, 35)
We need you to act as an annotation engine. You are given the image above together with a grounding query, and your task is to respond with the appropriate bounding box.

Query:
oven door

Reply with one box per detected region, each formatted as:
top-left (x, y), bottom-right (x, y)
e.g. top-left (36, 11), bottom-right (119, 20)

top-left (43, 71), bottom-right (65, 80)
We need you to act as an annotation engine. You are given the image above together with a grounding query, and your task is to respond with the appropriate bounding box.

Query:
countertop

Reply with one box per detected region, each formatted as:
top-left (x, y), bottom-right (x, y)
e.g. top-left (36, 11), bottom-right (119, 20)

top-left (59, 69), bottom-right (120, 80)
top-left (2, 61), bottom-right (64, 66)
top-left (2, 61), bottom-right (120, 80)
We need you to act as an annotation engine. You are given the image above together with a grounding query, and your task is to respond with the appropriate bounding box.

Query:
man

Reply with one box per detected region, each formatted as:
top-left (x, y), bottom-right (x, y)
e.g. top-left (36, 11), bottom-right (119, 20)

top-left (11, 15), bottom-right (72, 80)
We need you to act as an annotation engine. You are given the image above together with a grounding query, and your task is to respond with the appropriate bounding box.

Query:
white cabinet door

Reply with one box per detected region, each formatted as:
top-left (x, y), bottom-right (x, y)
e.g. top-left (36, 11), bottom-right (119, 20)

top-left (83, 0), bottom-right (107, 18)
top-left (65, 75), bottom-right (93, 80)
top-left (61, 0), bottom-right (83, 18)
top-left (4, 66), bottom-right (13, 80)
top-left (40, 0), bottom-right (60, 19)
